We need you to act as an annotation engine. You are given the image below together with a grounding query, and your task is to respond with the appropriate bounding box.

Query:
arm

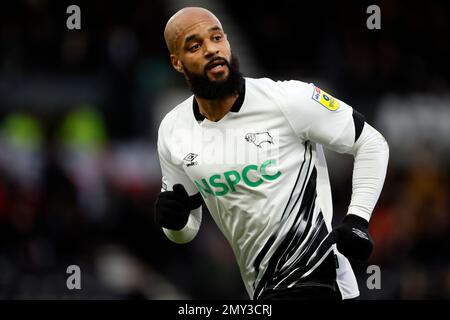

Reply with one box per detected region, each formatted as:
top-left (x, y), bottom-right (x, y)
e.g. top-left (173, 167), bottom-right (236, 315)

top-left (278, 80), bottom-right (389, 259)
top-left (348, 122), bottom-right (389, 222)
top-left (278, 81), bottom-right (389, 222)
top-left (327, 121), bottom-right (388, 261)
top-left (162, 206), bottom-right (202, 244)
top-left (156, 120), bottom-right (203, 244)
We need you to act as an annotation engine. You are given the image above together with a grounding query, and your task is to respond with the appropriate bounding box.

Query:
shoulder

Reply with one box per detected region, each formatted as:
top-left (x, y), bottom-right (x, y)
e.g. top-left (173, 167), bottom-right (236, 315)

top-left (158, 96), bottom-right (194, 136)
top-left (275, 79), bottom-right (314, 98)
top-left (246, 77), bottom-right (313, 100)
top-left (157, 96), bottom-right (194, 154)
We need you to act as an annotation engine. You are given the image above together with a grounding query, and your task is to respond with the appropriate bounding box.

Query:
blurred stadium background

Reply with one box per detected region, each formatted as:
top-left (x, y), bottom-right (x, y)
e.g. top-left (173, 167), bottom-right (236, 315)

top-left (0, 0), bottom-right (449, 299)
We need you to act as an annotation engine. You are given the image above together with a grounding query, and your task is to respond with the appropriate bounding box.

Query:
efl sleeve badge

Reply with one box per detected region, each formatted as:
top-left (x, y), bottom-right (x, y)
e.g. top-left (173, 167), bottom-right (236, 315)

top-left (311, 86), bottom-right (339, 111)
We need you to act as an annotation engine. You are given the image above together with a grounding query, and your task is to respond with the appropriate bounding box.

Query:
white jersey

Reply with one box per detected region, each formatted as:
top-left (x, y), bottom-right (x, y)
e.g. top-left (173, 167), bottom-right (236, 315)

top-left (157, 77), bottom-right (363, 299)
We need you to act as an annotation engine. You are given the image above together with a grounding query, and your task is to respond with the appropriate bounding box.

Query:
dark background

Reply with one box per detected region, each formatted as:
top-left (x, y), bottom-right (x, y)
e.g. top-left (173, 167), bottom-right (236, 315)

top-left (0, 0), bottom-right (449, 299)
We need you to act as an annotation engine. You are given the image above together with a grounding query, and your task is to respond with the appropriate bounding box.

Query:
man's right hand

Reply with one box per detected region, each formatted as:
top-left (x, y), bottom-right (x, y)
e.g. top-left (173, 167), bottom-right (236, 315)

top-left (155, 184), bottom-right (191, 230)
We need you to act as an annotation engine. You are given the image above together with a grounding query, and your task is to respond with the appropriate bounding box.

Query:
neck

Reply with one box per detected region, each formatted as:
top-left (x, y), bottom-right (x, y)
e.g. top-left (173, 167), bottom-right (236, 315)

top-left (195, 94), bottom-right (239, 122)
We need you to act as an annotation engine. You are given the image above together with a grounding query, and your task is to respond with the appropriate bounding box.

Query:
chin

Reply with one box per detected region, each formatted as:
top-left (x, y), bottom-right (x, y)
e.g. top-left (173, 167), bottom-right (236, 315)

top-left (209, 73), bottom-right (229, 82)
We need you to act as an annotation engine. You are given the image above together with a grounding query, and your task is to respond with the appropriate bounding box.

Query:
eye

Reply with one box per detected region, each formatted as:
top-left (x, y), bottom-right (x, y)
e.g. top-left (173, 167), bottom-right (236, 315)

top-left (189, 43), bottom-right (200, 52)
top-left (213, 34), bottom-right (222, 41)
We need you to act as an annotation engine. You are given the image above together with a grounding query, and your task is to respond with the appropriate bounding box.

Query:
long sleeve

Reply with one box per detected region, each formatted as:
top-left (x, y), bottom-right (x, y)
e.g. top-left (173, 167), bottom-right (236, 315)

top-left (277, 80), bottom-right (389, 222)
top-left (163, 206), bottom-right (202, 244)
top-left (158, 117), bottom-right (202, 243)
top-left (347, 123), bottom-right (389, 221)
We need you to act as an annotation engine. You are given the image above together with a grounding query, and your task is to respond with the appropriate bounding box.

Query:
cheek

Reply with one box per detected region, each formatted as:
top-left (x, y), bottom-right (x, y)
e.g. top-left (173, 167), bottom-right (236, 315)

top-left (222, 42), bottom-right (232, 59)
top-left (194, 56), bottom-right (208, 69)
top-left (181, 58), bottom-right (203, 74)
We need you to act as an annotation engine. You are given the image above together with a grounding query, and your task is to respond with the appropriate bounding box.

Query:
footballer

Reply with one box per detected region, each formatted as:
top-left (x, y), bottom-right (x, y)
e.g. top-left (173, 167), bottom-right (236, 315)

top-left (155, 7), bottom-right (389, 300)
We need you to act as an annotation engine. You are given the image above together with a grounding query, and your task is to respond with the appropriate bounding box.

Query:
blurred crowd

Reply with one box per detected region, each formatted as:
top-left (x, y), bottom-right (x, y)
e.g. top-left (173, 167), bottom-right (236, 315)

top-left (0, 0), bottom-right (449, 299)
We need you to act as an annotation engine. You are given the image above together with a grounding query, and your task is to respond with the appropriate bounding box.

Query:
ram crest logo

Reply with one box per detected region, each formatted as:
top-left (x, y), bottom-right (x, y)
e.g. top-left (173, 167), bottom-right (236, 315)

top-left (245, 132), bottom-right (274, 148)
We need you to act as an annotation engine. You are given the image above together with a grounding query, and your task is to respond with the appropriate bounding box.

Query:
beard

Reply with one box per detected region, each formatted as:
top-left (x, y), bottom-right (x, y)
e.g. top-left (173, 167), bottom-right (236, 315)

top-left (183, 54), bottom-right (244, 100)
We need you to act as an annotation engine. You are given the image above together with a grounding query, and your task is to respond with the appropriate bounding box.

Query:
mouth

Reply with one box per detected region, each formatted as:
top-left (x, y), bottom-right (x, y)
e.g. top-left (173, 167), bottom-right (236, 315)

top-left (205, 58), bottom-right (228, 75)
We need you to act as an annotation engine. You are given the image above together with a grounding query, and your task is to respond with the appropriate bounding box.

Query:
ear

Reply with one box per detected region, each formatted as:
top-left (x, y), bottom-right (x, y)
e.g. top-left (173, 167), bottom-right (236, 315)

top-left (170, 54), bottom-right (184, 73)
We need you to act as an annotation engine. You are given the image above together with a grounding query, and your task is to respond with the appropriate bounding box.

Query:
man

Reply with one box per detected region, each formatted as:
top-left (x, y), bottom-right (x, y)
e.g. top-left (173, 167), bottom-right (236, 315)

top-left (155, 7), bottom-right (389, 300)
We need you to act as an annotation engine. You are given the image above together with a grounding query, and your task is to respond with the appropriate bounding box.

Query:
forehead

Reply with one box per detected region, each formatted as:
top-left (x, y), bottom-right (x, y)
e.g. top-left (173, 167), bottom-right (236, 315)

top-left (173, 15), bottom-right (222, 44)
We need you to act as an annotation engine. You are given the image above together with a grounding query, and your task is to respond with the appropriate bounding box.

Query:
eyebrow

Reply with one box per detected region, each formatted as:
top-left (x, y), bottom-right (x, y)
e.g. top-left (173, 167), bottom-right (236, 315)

top-left (184, 25), bottom-right (223, 44)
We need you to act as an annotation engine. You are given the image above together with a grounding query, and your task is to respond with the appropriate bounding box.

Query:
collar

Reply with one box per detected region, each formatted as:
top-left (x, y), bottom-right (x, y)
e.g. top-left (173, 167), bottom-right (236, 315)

top-left (193, 80), bottom-right (246, 122)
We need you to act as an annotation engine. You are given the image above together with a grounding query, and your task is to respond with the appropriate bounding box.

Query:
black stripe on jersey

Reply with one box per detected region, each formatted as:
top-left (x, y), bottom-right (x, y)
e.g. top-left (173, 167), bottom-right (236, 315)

top-left (273, 168), bottom-right (316, 274)
top-left (272, 169), bottom-right (318, 278)
top-left (253, 235), bottom-right (276, 279)
top-left (275, 188), bottom-right (317, 271)
top-left (189, 192), bottom-right (203, 210)
top-left (353, 109), bottom-right (365, 142)
top-left (259, 212), bottom-right (334, 297)
top-left (253, 142), bottom-right (311, 279)
top-left (254, 166), bottom-right (317, 299)
top-left (274, 214), bottom-right (329, 288)
top-left (292, 212), bottom-right (326, 265)
top-left (280, 141), bottom-right (311, 221)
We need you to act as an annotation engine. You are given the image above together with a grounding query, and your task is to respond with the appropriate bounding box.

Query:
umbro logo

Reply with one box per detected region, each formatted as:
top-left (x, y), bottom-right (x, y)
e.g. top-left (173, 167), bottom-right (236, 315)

top-left (245, 131), bottom-right (274, 148)
top-left (183, 153), bottom-right (198, 167)
top-left (352, 228), bottom-right (369, 240)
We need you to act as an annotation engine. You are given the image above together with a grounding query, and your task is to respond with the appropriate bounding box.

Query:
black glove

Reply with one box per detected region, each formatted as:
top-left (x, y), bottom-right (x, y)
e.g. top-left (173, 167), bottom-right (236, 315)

top-left (154, 184), bottom-right (190, 231)
top-left (327, 214), bottom-right (374, 261)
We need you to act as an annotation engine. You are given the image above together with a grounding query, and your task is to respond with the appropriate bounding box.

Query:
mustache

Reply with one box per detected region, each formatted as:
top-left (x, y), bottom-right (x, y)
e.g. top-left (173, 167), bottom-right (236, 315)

top-left (204, 57), bottom-right (229, 72)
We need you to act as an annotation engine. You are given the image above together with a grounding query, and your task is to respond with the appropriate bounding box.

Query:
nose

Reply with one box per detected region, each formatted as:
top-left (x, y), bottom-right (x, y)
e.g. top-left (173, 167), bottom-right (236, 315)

top-left (203, 39), bottom-right (219, 58)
